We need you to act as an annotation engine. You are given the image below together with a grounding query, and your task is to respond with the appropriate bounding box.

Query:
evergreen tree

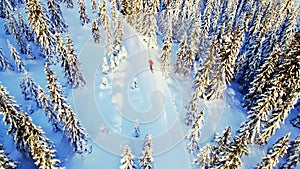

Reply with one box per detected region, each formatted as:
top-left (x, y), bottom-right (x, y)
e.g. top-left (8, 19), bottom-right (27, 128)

top-left (4, 23), bottom-right (10, 34)
top-left (47, 0), bottom-right (68, 33)
top-left (0, 144), bottom-right (18, 169)
top-left (78, 0), bottom-right (90, 26)
top-left (63, 0), bottom-right (73, 8)
top-left (120, 145), bottom-right (136, 169)
top-left (139, 134), bottom-right (154, 169)
top-left (256, 133), bottom-right (290, 169)
top-left (64, 33), bottom-right (86, 88)
top-left (15, 8), bottom-right (32, 42)
top-left (211, 127), bottom-right (232, 167)
top-left (112, 11), bottom-right (124, 55)
top-left (25, 0), bottom-right (56, 63)
top-left (91, 0), bottom-right (97, 12)
top-left (280, 136), bottom-right (300, 169)
top-left (174, 33), bottom-right (187, 75)
top-left (45, 65), bottom-right (90, 153)
top-left (139, 1), bottom-right (158, 47)
top-left (7, 40), bottom-right (26, 72)
top-left (4, 5), bottom-right (27, 54)
top-left (160, 10), bottom-right (172, 76)
top-left (92, 19), bottom-right (100, 43)
top-left (0, 83), bottom-right (61, 168)
top-left (102, 57), bottom-right (109, 74)
top-left (20, 72), bottom-right (40, 107)
top-left (37, 86), bottom-right (60, 131)
top-left (194, 144), bottom-right (212, 169)
top-left (185, 108), bottom-right (204, 154)
top-left (26, 44), bottom-right (35, 60)
top-left (0, 47), bottom-right (13, 71)
top-left (134, 119), bottom-right (140, 137)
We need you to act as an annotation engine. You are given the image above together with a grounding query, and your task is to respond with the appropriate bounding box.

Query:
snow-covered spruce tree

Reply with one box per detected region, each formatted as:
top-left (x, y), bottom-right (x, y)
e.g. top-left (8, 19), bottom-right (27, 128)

top-left (77, 0), bottom-right (90, 26)
top-left (20, 72), bottom-right (40, 107)
top-left (256, 133), bottom-right (290, 169)
top-left (277, 4), bottom-right (298, 47)
top-left (25, 0), bottom-right (56, 63)
top-left (220, 132), bottom-right (249, 169)
top-left (210, 126), bottom-right (232, 167)
top-left (0, 83), bottom-right (61, 168)
top-left (7, 40), bottom-right (26, 72)
top-left (194, 144), bottom-right (212, 169)
top-left (185, 108), bottom-right (205, 154)
top-left (120, 145), bottom-right (136, 169)
top-left (63, 0), bottom-right (73, 8)
top-left (37, 86), bottom-right (60, 131)
top-left (291, 113), bottom-right (300, 129)
top-left (174, 33), bottom-right (187, 75)
top-left (0, 47), bottom-right (13, 71)
top-left (242, 45), bottom-right (280, 110)
top-left (121, 0), bottom-right (132, 16)
top-left (182, 47), bottom-right (195, 77)
top-left (139, 1), bottom-right (157, 47)
top-left (47, 0), bottom-right (68, 33)
top-left (92, 19), bottom-right (101, 43)
top-left (4, 5), bottom-right (27, 54)
top-left (0, 0), bottom-right (5, 18)
top-left (97, 0), bottom-right (109, 29)
top-left (26, 44), bottom-right (35, 60)
top-left (0, 144), bottom-right (18, 169)
top-left (172, 3), bottom-right (185, 41)
top-left (45, 65), bottom-right (90, 153)
top-left (102, 57), bottom-right (109, 74)
top-left (255, 30), bottom-right (300, 145)
top-left (208, 0), bottom-right (220, 36)
top-left (91, 0), bottom-right (97, 12)
top-left (139, 134), bottom-right (154, 169)
top-left (194, 36), bottom-right (218, 100)
top-left (280, 136), bottom-right (300, 169)
top-left (160, 10), bottom-right (172, 77)
top-left (15, 8), bottom-right (32, 42)
top-left (128, 0), bottom-right (142, 29)
top-left (112, 12), bottom-right (124, 55)
top-left (63, 33), bottom-right (86, 88)
top-left (134, 119), bottom-right (140, 137)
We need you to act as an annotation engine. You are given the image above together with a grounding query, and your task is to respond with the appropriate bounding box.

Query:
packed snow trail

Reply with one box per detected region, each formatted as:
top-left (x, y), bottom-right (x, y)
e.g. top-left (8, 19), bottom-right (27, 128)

top-left (72, 23), bottom-right (192, 169)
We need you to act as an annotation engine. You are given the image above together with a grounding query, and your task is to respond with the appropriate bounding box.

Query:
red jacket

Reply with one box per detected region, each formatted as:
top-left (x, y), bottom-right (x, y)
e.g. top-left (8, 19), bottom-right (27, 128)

top-left (149, 59), bottom-right (154, 66)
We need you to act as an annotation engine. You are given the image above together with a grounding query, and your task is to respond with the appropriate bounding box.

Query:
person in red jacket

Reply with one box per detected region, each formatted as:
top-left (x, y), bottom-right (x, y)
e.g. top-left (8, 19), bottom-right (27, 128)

top-left (149, 59), bottom-right (154, 73)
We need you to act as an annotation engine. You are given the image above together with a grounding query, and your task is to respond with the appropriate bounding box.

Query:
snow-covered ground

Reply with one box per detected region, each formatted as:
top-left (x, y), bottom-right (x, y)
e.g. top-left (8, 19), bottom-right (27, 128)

top-left (0, 0), bottom-right (299, 169)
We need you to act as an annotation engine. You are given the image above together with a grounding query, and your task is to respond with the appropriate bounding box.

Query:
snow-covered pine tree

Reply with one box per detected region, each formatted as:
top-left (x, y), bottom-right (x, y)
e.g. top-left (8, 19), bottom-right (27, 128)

top-left (160, 9), bottom-right (172, 76)
top-left (220, 132), bottom-right (249, 169)
top-left (109, 55), bottom-right (116, 72)
top-left (7, 40), bottom-right (26, 72)
top-left (98, 0), bottom-right (109, 29)
top-left (255, 30), bottom-right (300, 145)
top-left (4, 4), bottom-right (27, 54)
top-left (134, 119), bottom-right (140, 137)
top-left (211, 126), bottom-right (232, 167)
top-left (77, 0), bottom-right (90, 26)
top-left (242, 45), bottom-right (280, 110)
top-left (26, 44), bottom-right (35, 60)
top-left (102, 57), bottom-right (109, 74)
top-left (182, 48), bottom-right (195, 77)
top-left (64, 33), bottom-right (86, 88)
top-left (256, 133), bottom-right (290, 169)
top-left (139, 1), bottom-right (158, 47)
top-left (174, 33), bottom-right (187, 75)
top-left (291, 113), bottom-right (300, 129)
top-left (92, 19), bottom-right (101, 43)
top-left (4, 23), bottom-right (10, 34)
top-left (45, 65), bottom-right (90, 153)
top-left (209, 0), bottom-right (220, 36)
top-left (15, 8), bottom-right (32, 42)
top-left (0, 0), bottom-right (5, 18)
top-left (47, 0), bottom-right (68, 33)
top-left (0, 83), bottom-right (61, 168)
top-left (25, 0), bottom-right (56, 63)
top-left (91, 0), bottom-right (97, 12)
top-left (194, 144), bottom-right (212, 169)
top-left (0, 47), bottom-right (13, 71)
top-left (172, 2), bottom-right (186, 41)
top-left (63, 0), bottom-right (73, 8)
top-left (112, 11), bottom-right (124, 55)
top-left (139, 134), bottom-right (154, 169)
top-left (0, 144), bottom-right (18, 169)
top-left (20, 72), bottom-right (40, 107)
top-left (120, 145), bottom-right (136, 169)
top-left (121, 0), bottom-right (132, 16)
top-left (37, 86), bottom-right (60, 131)
top-left (185, 108), bottom-right (204, 154)
top-left (280, 136), bottom-right (300, 169)
top-left (128, 0), bottom-right (142, 29)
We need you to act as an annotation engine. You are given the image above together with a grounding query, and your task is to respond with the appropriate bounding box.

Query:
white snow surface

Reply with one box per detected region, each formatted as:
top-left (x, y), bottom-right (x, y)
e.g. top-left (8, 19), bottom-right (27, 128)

top-left (0, 1), bottom-right (299, 169)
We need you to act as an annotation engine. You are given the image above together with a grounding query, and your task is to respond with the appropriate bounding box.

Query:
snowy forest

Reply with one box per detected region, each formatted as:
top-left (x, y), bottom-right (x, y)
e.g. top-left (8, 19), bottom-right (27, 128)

top-left (0, 0), bottom-right (299, 168)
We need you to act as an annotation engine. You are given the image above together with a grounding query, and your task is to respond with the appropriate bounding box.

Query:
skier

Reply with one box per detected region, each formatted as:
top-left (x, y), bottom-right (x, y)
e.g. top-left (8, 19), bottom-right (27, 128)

top-left (149, 59), bottom-right (154, 73)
